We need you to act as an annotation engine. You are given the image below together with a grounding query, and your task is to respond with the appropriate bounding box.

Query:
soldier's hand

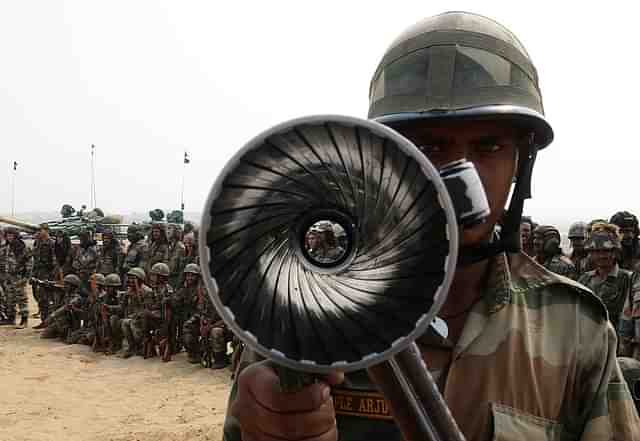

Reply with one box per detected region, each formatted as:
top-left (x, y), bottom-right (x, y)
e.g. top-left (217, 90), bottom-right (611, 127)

top-left (231, 360), bottom-right (344, 441)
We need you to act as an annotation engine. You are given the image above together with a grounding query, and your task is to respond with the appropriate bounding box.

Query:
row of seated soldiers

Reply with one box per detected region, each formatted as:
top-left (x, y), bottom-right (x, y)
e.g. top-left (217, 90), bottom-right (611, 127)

top-left (28, 221), bottom-right (198, 326)
top-left (520, 211), bottom-right (640, 360)
top-left (35, 262), bottom-right (238, 370)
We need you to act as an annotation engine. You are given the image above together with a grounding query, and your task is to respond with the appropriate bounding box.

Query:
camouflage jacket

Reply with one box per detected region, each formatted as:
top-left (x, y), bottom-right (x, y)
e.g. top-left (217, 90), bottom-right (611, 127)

top-left (6, 240), bottom-right (33, 280)
top-left (535, 253), bottom-right (578, 280)
top-left (97, 242), bottom-right (123, 276)
top-left (178, 283), bottom-right (217, 320)
top-left (0, 240), bottom-right (8, 280)
top-left (122, 240), bottom-right (146, 275)
top-left (223, 252), bottom-right (640, 441)
top-left (32, 238), bottom-right (57, 279)
top-left (578, 265), bottom-right (639, 333)
top-left (142, 241), bottom-right (169, 276)
top-left (168, 240), bottom-right (186, 280)
top-left (122, 284), bottom-right (151, 319)
top-left (71, 244), bottom-right (98, 279)
top-left (570, 252), bottom-right (590, 277)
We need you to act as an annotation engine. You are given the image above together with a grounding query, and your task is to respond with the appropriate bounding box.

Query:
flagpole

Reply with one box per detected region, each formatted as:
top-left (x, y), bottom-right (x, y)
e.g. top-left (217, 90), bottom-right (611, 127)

top-left (90, 144), bottom-right (96, 209)
top-left (181, 151), bottom-right (187, 213)
top-left (11, 161), bottom-right (16, 216)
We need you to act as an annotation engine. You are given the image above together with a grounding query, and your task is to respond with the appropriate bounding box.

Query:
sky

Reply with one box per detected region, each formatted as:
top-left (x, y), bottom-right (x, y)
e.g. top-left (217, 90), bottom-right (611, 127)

top-left (0, 1), bottom-right (638, 228)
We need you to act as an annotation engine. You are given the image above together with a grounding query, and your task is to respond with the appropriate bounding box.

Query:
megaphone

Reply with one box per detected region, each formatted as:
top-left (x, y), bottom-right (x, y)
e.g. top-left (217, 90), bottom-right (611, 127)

top-left (199, 114), bottom-right (490, 440)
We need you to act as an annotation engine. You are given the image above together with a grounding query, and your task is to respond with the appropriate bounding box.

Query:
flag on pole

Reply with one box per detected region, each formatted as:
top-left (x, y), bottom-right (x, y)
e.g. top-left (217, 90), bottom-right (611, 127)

top-left (184, 151), bottom-right (190, 164)
top-left (13, 161), bottom-right (17, 170)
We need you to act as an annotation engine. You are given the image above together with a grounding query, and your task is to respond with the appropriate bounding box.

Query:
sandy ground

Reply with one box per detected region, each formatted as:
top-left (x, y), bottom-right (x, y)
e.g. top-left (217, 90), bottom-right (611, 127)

top-left (0, 290), bottom-right (232, 441)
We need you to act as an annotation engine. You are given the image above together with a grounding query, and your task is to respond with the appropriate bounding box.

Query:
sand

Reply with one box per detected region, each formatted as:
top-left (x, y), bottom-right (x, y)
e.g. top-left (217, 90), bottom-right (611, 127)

top-left (0, 290), bottom-right (232, 441)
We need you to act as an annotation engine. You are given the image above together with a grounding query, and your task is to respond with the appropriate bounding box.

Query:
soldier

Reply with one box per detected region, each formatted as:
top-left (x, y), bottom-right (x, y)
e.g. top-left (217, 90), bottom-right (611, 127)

top-left (97, 230), bottom-right (123, 276)
top-left (167, 224), bottom-right (186, 289)
top-left (31, 223), bottom-right (58, 322)
top-left (119, 267), bottom-right (151, 358)
top-left (224, 12), bottom-right (640, 441)
top-left (41, 274), bottom-right (86, 340)
top-left (568, 221), bottom-right (589, 275)
top-left (54, 229), bottom-right (73, 276)
top-left (610, 211), bottom-right (640, 272)
top-left (142, 262), bottom-right (174, 360)
top-left (142, 223), bottom-right (169, 281)
top-left (532, 225), bottom-right (577, 279)
top-left (121, 225), bottom-right (146, 284)
top-left (307, 222), bottom-right (345, 264)
top-left (519, 216), bottom-right (535, 257)
top-left (578, 224), bottom-right (640, 342)
top-left (2, 227), bottom-right (33, 328)
top-left (93, 273), bottom-right (124, 353)
top-left (0, 228), bottom-right (9, 324)
top-left (183, 233), bottom-right (198, 266)
top-left (180, 264), bottom-right (228, 368)
top-left (71, 229), bottom-right (98, 290)
top-left (65, 273), bottom-right (105, 345)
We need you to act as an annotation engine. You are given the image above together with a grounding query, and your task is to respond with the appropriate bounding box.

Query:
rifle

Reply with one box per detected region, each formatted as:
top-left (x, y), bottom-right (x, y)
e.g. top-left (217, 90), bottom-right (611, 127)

top-left (159, 293), bottom-right (173, 362)
top-left (30, 278), bottom-right (66, 310)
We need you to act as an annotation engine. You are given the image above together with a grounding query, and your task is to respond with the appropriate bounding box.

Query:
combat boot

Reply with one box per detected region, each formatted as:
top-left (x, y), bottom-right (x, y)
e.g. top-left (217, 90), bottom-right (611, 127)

top-left (187, 350), bottom-right (201, 364)
top-left (212, 351), bottom-right (228, 369)
top-left (33, 321), bottom-right (48, 330)
top-left (17, 315), bottom-right (28, 329)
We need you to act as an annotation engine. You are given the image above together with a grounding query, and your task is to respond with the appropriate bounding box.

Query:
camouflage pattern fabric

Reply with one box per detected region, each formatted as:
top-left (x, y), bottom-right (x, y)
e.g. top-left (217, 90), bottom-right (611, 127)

top-left (97, 242), bottom-right (123, 276)
top-left (142, 242), bottom-right (169, 279)
top-left (32, 237), bottom-right (57, 321)
top-left (122, 241), bottom-right (146, 276)
top-left (579, 265), bottom-right (639, 335)
top-left (570, 252), bottom-right (591, 277)
top-left (5, 240), bottom-right (32, 320)
top-left (536, 253), bottom-right (578, 280)
top-left (223, 252), bottom-right (640, 441)
top-left (619, 270), bottom-right (640, 359)
top-left (168, 240), bottom-right (186, 288)
top-left (71, 244), bottom-right (98, 285)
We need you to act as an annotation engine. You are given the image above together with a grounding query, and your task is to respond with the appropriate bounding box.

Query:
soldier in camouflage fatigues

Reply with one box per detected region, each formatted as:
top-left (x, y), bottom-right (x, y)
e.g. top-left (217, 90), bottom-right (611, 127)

top-left (532, 225), bottom-right (578, 279)
top-left (121, 225), bottom-right (146, 286)
top-left (142, 224), bottom-right (169, 283)
top-left (568, 221), bottom-right (590, 276)
top-left (610, 211), bottom-right (640, 272)
top-left (578, 224), bottom-right (640, 342)
top-left (54, 229), bottom-right (73, 276)
top-left (179, 264), bottom-right (228, 368)
top-left (222, 12), bottom-right (640, 441)
top-left (119, 267), bottom-right (151, 358)
top-left (96, 230), bottom-right (123, 276)
top-left (42, 274), bottom-right (87, 341)
top-left (66, 274), bottom-right (105, 345)
top-left (3, 227), bottom-right (33, 327)
top-left (31, 224), bottom-right (58, 322)
top-left (167, 225), bottom-right (186, 289)
top-left (93, 273), bottom-right (124, 353)
top-left (71, 230), bottom-right (98, 290)
top-left (0, 228), bottom-right (9, 323)
top-left (142, 263), bottom-right (174, 358)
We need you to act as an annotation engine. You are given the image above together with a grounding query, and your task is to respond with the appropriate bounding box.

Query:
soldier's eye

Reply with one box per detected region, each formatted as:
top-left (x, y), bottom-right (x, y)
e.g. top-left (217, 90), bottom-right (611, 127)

top-left (417, 144), bottom-right (444, 154)
top-left (474, 142), bottom-right (502, 153)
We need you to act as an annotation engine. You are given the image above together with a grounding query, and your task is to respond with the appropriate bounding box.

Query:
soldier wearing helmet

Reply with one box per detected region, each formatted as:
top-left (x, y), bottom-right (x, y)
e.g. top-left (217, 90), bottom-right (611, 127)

top-left (532, 225), bottom-right (577, 279)
top-left (31, 223), bottom-right (58, 323)
top-left (142, 223), bottom-right (169, 279)
top-left (167, 224), bottom-right (186, 289)
top-left (119, 267), bottom-right (152, 358)
top-left (1, 226), bottom-right (33, 328)
top-left (89, 273), bottom-right (125, 353)
top-left (226, 12), bottom-right (640, 441)
top-left (180, 264), bottom-right (229, 368)
top-left (568, 221), bottom-right (589, 275)
top-left (578, 223), bottom-right (640, 343)
top-left (41, 274), bottom-right (87, 340)
top-left (142, 262), bottom-right (175, 359)
top-left (97, 229), bottom-right (123, 277)
top-left (610, 211), bottom-right (640, 272)
top-left (121, 224), bottom-right (147, 285)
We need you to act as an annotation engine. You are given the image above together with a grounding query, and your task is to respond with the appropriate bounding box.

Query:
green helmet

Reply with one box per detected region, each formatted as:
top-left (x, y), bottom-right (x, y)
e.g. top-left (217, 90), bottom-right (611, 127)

top-left (584, 229), bottom-right (621, 251)
top-left (368, 11), bottom-right (553, 149)
top-left (151, 262), bottom-right (170, 277)
top-left (104, 273), bottom-right (122, 287)
top-left (94, 273), bottom-right (106, 286)
top-left (127, 267), bottom-right (146, 281)
top-left (183, 263), bottom-right (201, 275)
top-left (610, 211), bottom-right (640, 236)
top-left (63, 274), bottom-right (82, 288)
top-left (568, 222), bottom-right (587, 240)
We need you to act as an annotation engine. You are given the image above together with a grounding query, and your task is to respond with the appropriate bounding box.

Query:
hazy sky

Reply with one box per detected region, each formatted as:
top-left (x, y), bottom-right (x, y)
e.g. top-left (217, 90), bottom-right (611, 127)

top-left (1, 1), bottom-right (638, 226)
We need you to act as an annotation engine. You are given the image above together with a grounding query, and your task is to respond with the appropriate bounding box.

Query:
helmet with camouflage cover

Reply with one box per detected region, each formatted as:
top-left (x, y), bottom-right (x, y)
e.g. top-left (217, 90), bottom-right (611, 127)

top-left (568, 222), bottom-right (587, 240)
top-left (584, 223), bottom-right (622, 251)
top-left (63, 274), bottom-right (82, 288)
top-left (183, 263), bottom-right (201, 275)
top-left (105, 273), bottom-right (122, 287)
top-left (127, 267), bottom-right (146, 281)
top-left (368, 12), bottom-right (553, 257)
top-left (94, 273), bottom-right (106, 286)
top-left (151, 262), bottom-right (170, 277)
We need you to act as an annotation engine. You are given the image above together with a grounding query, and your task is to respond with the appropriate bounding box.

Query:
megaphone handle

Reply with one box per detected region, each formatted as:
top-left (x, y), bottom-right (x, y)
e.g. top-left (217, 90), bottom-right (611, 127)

top-left (273, 364), bottom-right (317, 393)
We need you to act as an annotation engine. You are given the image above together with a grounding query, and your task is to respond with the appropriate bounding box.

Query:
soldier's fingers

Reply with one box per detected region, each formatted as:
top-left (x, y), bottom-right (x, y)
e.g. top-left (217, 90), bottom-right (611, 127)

top-left (240, 362), bottom-right (331, 413)
top-left (252, 397), bottom-right (337, 440)
top-left (240, 413), bottom-right (338, 441)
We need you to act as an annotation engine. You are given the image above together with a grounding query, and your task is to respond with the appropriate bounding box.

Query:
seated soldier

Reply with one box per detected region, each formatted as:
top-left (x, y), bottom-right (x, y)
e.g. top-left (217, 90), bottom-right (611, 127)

top-left (66, 273), bottom-right (105, 345)
top-left (93, 273), bottom-right (124, 354)
top-left (41, 274), bottom-right (87, 341)
top-left (119, 267), bottom-right (151, 359)
top-left (142, 262), bottom-right (174, 360)
top-left (180, 263), bottom-right (229, 368)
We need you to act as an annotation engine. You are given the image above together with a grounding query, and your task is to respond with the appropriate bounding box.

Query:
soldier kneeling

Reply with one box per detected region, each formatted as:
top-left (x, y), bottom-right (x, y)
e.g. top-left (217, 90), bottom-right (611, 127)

top-left (42, 274), bottom-right (86, 341)
top-left (119, 267), bottom-right (151, 358)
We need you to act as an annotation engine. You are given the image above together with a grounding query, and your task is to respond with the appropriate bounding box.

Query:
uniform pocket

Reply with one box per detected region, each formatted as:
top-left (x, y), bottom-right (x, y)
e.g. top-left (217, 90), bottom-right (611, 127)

top-left (491, 403), bottom-right (563, 441)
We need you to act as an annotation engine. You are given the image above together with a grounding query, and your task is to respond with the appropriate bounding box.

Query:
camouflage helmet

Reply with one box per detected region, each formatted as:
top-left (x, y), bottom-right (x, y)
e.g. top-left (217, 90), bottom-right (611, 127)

top-left (568, 222), bottom-right (587, 240)
top-left (104, 273), bottom-right (122, 287)
top-left (151, 262), bottom-right (170, 277)
top-left (533, 225), bottom-right (560, 240)
top-left (610, 211), bottom-right (640, 236)
top-left (183, 263), bottom-right (201, 275)
top-left (584, 223), bottom-right (621, 251)
top-left (127, 267), bottom-right (146, 281)
top-left (368, 12), bottom-right (553, 149)
top-left (63, 274), bottom-right (82, 288)
top-left (94, 273), bottom-right (106, 286)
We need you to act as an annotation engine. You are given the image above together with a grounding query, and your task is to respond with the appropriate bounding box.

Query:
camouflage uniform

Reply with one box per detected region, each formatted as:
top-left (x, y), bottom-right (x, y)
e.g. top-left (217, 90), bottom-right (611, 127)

top-left (5, 236), bottom-right (33, 324)
top-left (122, 240), bottom-right (146, 278)
top-left (42, 278), bottom-right (86, 341)
top-left (94, 286), bottom-right (123, 352)
top-left (0, 236), bottom-right (8, 320)
top-left (168, 237), bottom-right (186, 289)
top-left (120, 281), bottom-right (151, 357)
top-left (533, 225), bottom-right (578, 279)
top-left (536, 254), bottom-right (578, 280)
top-left (142, 227), bottom-right (169, 280)
top-left (223, 252), bottom-right (640, 441)
top-left (71, 239), bottom-right (98, 287)
top-left (32, 235), bottom-right (57, 322)
top-left (97, 237), bottom-right (123, 276)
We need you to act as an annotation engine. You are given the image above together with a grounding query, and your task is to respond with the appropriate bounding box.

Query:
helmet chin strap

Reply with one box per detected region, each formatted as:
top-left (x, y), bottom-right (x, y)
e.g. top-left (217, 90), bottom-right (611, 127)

top-left (457, 136), bottom-right (538, 266)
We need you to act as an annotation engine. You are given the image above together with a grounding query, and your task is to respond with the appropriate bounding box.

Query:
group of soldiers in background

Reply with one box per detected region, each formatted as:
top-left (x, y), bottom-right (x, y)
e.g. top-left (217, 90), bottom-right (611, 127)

top-left (521, 211), bottom-right (640, 360)
top-left (0, 221), bottom-right (239, 372)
